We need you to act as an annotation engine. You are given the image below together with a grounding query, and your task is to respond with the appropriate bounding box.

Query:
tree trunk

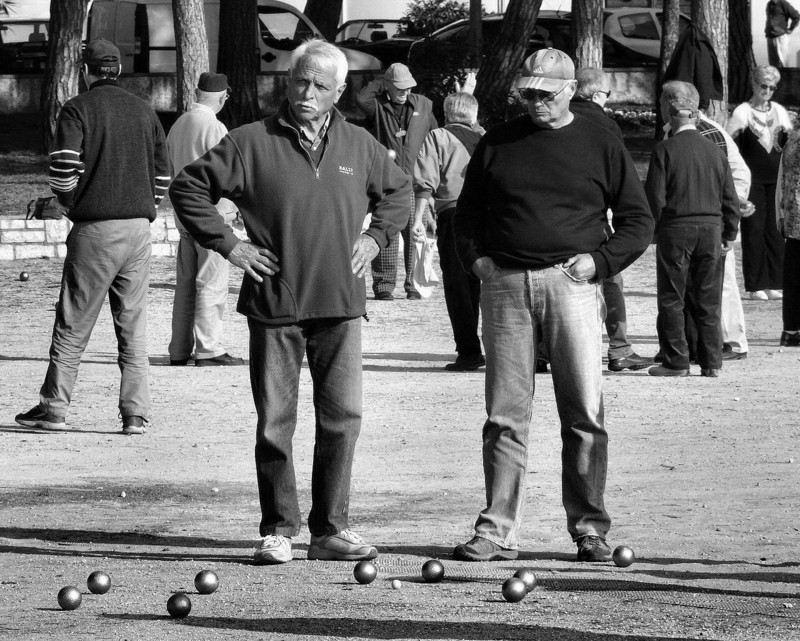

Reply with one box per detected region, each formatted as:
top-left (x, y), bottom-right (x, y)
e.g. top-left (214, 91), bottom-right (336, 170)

top-left (303, 0), bottom-right (342, 41)
top-left (468, 0), bottom-right (483, 69)
top-left (173, 0), bottom-right (209, 116)
top-left (572, 0), bottom-right (603, 69)
top-left (693, 0), bottom-right (729, 125)
top-left (40, 0), bottom-right (90, 153)
top-left (655, 0), bottom-right (682, 136)
top-left (474, 0), bottom-right (543, 126)
top-left (729, 0), bottom-right (755, 104)
top-left (218, 0), bottom-right (260, 128)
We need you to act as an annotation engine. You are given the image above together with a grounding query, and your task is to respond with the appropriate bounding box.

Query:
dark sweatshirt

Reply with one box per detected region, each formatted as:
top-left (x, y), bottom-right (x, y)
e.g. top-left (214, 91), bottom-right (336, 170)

top-left (454, 113), bottom-right (653, 280)
top-left (169, 101), bottom-right (411, 324)
top-left (645, 127), bottom-right (739, 242)
top-left (48, 79), bottom-right (170, 221)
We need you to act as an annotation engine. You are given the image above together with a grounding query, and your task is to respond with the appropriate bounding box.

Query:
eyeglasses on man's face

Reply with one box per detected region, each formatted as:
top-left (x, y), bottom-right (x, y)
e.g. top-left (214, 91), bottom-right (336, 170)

top-left (518, 83), bottom-right (569, 103)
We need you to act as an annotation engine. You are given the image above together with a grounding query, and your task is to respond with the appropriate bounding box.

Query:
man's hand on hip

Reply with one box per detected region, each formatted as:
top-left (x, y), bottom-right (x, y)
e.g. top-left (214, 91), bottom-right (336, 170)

top-left (352, 234), bottom-right (380, 278)
top-left (227, 240), bottom-right (280, 283)
top-left (562, 253), bottom-right (597, 281)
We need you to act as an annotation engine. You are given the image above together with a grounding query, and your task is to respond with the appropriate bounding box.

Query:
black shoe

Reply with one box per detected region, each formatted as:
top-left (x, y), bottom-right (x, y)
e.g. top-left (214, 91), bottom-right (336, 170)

top-left (780, 331), bottom-right (800, 347)
top-left (722, 345), bottom-right (747, 361)
top-left (170, 357), bottom-right (190, 366)
top-left (121, 415), bottom-right (147, 435)
top-left (15, 406), bottom-right (68, 431)
top-left (608, 352), bottom-right (653, 372)
top-left (648, 365), bottom-right (689, 377)
top-left (444, 354), bottom-right (485, 371)
top-left (195, 353), bottom-right (244, 367)
top-left (406, 292), bottom-right (422, 300)
top-left (453, 536), bottom-right (518, 562)
top-left (701, 368), bottom-right (720, 377)
top-left (535, 359), bottom-right (549, 374)
top-left (374, 292), bottom-right (394, 301)
top-left (576, 535), bottom-right (612, 562)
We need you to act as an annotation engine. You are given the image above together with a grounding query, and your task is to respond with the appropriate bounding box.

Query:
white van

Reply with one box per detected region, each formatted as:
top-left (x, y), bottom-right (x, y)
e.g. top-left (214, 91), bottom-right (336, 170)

top-left (88, 0), bottom-right (382, 73)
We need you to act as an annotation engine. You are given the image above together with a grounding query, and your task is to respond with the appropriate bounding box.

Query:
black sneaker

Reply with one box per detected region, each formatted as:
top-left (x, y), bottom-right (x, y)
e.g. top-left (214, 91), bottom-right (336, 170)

top-left (444, 354), bottom-right (485, 371)
top-left (576, 535), bottom-right (612, 562)
top-left (374, 291), bottom-right (394, 301)
top-left (15, 406), bottom-right (68, 431)
top-left (121, 416), bottom-right (147, 435)
top-left (780, 331), bottom-right (800, 347)
top-left (170, 357), bottom-right (190, 366)
top-left (608, 352), bottom-right (653, 372)
top-left (195, 353), bottom-right (244, 367)
top-left (453, 536), bottom-right (518, 562)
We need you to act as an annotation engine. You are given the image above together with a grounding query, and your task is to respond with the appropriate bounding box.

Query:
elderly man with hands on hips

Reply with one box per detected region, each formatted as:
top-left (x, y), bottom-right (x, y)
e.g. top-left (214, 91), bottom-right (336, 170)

top-left (169, 39), bottom-right (411, 565)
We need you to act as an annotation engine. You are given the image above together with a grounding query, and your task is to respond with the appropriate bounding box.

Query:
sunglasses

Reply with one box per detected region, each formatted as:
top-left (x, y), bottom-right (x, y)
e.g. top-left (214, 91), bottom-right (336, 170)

top-left (597, 89), bottom-right (612, 98)
top-left (518, 83), bottom-right (569, 103)
top-left (759, 83), bottom-right (777, 91)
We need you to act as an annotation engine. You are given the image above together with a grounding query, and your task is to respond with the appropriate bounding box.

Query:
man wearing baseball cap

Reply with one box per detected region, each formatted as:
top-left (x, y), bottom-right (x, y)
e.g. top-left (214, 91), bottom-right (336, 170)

top-left (646, 81), bottom-right (739, 378)
top-left (16, 39), bottom-right (170, 435)
top-left (166, 72), bottom-right (243, 368)
top-left (453, 48), bottom-right (653, 562)
top-left (356, 63), bottom-right (438, 300)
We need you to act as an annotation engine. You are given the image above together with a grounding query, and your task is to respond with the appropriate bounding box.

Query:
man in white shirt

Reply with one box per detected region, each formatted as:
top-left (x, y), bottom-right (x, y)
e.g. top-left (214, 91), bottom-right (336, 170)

top-left (167, 72), bottom-right (243, 367)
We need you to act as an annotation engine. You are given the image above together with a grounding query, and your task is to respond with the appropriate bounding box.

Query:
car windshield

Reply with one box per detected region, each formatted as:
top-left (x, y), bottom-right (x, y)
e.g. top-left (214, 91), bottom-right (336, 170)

top-left (258, 6), bottom-right (314, 46)
top-left (0, 21), bottom-right (48, 44)
top-left (336, 20), bottom-right (408, 43)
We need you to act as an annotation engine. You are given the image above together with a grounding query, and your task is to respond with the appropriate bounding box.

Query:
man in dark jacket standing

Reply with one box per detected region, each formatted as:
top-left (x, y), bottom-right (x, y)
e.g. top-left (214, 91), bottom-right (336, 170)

top-left (170, 40), bottom-right (410, 565)
top-left (452, 49), bottom-right (653, 563)
top-left (356, 63), bottom-right (437, 300)
top-left (15, 39), bottom-right (169, 435)
top-left (570, 67), bottom-right (652, 373)
top-left (766, 0), bottom-right (800, 67)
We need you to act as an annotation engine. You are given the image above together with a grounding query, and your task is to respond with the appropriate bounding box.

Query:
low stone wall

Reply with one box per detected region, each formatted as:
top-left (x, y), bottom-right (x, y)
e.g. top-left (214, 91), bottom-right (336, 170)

top-left (0, 213), bottom-right (180, 260)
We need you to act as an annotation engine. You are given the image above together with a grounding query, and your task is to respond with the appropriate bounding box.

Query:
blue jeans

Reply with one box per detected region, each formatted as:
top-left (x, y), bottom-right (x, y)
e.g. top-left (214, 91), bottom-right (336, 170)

top-left (248, 316), bottom-right (362, 538)
top-left (475, 265), bottom-right (609, 548)
top-left (40, 219), bottom-right (152, 420)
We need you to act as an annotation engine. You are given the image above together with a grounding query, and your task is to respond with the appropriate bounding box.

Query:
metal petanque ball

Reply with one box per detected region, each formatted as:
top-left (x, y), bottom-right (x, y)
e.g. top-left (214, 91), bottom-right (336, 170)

top-left (167, 593), bottom-right (192, 619)
top-left (57, 586), bottom-right (82, 610)
top-left (612, 545), bottom-right (636, 568)
top-left (513, 568), bottom-right (537, 592)
top-left (501, 577), bottom-right (527, 603)
top-left (19, 271), bottom-right (29, 282)
top-left (353, 560), bottom-right (378, 584)
top-left (421, 559), bottom-right (444, 583)
top-left (194, 569), bottom-right (219, 595)
top-left (87, 570), bottom-right (111, 594)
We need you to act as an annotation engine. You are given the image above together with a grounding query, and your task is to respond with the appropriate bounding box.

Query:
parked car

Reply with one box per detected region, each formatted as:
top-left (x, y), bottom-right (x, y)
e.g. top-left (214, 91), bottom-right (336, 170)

top-left (407, 8), bottom-right (691, 74)
top-left (0, 0), bottom-right (54, 73)
top-left (335, 18), bottom-right (423, 67)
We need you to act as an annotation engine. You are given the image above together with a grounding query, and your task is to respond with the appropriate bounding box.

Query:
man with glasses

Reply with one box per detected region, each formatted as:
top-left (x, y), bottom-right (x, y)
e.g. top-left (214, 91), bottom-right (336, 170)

top-left (166, 72), bottom-right (244, 367)
top-left (570, 67), bottom-right (653, 373)
top-left (452, 49), bottom-right (653, 562)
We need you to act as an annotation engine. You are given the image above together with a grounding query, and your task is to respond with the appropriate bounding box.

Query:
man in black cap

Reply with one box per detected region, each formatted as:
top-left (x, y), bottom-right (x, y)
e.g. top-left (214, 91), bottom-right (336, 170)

top-left (166, 72), bottom-right (243, 367)
top-left (356, 62), bottom-right (437, 300)
top-left (15, 39), bottom-right (170, 434)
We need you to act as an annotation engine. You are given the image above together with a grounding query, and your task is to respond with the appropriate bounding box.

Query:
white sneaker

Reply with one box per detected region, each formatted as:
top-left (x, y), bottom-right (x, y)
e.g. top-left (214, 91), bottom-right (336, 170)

top-left (749, 290), bottom-right (769, 301)
top-left (767, 289), bottom-right (783, 300)
top-left (253, 535), bottom-right (292, 564)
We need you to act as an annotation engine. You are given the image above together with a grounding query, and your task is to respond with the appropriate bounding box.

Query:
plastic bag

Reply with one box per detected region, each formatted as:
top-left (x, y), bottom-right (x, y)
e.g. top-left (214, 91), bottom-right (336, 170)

top-left (411, 236), bottom-right (439, 298)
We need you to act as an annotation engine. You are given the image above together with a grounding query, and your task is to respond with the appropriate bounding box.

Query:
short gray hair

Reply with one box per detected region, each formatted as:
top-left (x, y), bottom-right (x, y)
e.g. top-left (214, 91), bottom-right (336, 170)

top-left (443, 92), bottom-right (478, 125)
top-left (575, 68), bottom-right (608, 100)
top-left (753, 65), bottom-right (781, 87)
top-left (290, 38), bottom-right (348, 86)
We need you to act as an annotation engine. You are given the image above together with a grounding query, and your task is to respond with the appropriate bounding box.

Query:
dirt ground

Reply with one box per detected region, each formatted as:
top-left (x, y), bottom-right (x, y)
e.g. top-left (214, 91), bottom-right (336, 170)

top-left (1, 241), bottom-right (799, 641)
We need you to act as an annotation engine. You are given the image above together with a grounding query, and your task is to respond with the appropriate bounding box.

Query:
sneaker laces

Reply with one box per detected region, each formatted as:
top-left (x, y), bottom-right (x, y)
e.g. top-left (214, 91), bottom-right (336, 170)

top-left (338, 529), bottom-right (365, 544)
top-left (258, 534), bottom-right (287, 549)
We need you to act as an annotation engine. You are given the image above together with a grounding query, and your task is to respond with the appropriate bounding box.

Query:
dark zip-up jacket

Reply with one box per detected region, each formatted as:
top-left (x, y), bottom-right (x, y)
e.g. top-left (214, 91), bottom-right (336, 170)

top-left (169, 101), bottom-right (411, 324)
top-left (48, 79), bottom-right (170, 221)
top-left (355, 83), bottom-right (438, 175)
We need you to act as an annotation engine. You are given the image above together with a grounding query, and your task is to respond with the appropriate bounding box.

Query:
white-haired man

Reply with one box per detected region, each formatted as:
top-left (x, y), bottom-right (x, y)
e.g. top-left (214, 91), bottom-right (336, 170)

top-left (170, 39), bottom-right (411, 564)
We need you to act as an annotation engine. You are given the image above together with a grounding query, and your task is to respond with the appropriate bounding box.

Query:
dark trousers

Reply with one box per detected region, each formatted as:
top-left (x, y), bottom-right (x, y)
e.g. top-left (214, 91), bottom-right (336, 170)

top-left (436, 208), bottom-right (482, 357)
top-left (602, 272), bottom-right (633, 359)
top-left (656, 222), bottom-right (723, 370)
top-left (784, 237), bottom-right (800, 331)
top-left (743, 183), bottom-right (784, 291)
top-left (248, 317), bottom-right (362, 538)
top-left (371, 193), bottom-right (418, 297)
top-left (683, 253), bottom-right (726, 360)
